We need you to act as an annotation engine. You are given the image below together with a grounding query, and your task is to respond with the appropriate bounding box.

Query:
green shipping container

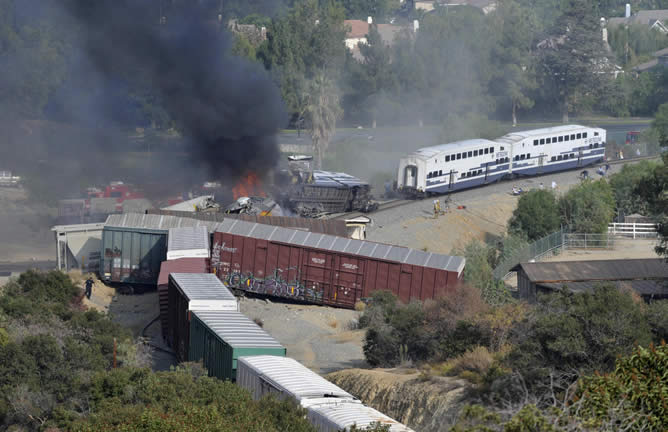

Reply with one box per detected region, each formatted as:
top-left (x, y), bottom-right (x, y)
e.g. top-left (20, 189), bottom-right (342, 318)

top-left (189, 310), bottom-right (286, 381)
top-left (101, 226), bottom-right (167, 285)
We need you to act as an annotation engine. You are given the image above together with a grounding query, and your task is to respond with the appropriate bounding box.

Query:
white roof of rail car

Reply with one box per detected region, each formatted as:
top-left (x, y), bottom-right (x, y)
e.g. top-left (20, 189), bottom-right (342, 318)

top-left (169, 273), bottom-right (236, 301)
top-left (192, 311), bottom-right (284, 349)
top-left (406, 138), bottom-right (497, 160)
top-left (308, 402), bottom-right (416, 432)
top-left (495, 124), bottom-right (597, 145)
top-left (238, 355), bottom-right (355, 400)
top-left (168, 226), bottom-right (210, 252)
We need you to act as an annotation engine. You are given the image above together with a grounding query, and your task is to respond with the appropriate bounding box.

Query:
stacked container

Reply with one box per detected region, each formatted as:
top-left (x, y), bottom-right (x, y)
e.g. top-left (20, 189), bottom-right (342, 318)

top-left (190, 311), bottom-right (286, 381)
top-left (167, 273), bottom-right (238, 361)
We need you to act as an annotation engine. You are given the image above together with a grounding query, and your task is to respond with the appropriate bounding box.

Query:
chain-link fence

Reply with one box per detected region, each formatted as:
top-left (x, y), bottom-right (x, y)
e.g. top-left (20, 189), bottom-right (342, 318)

top-left (492, 228), bottom-right (567, 280)
top-left (563, 233), bottom-right (616, 250)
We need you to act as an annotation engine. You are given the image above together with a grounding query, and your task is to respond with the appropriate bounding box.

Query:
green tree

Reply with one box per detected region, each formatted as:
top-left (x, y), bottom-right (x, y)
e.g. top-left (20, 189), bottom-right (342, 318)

top-left (636, 153), bottom-right (668, 257)
top-left (539, 0), bottom-right (611, 122)
top-left (654, 102), bottom-right (668, 148)
top-left (609, 160), bottom-right (659, 217)
top-left (260, 0), bottom-right (347, 118)
top-left (348, 24), bottom-right (397, 128)
top-left (507, 285), bottom-right (652, 393)
top-left (342, 0), bottom-right (397, 21)
top-left (455, 240), bottom-right (509, 305)
top-left (489, 0), bottom-right (538, 126)
top-left (304, 72), bottom-right (343, 169)
top-left (508, 190), bottom-right (560, 241)
top-left (559, 179), bottom-right (615, 233)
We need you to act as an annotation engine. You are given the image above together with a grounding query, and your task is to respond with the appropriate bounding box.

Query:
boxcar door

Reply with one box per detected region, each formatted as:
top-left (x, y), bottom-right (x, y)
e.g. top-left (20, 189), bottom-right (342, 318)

top-left (483, 163), bottom-right (489, 183)
top-left (577, 149), bottom-right (584, 167)
top-left (332, 255), bottom-right (364, 308)
top-left (538, 154), bottom-right (545, 174)
top-left (448, 169), bottom-right (455, 190)
top-left (301, 250), bottom-right (333, 305)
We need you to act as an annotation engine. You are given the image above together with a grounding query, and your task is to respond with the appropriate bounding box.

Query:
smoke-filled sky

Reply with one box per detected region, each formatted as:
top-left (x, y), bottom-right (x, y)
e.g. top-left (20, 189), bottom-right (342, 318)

top-left (64, 0), bottom-right (286, 182)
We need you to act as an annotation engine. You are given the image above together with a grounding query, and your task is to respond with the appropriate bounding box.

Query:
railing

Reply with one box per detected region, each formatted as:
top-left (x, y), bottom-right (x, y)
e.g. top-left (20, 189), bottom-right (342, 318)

top-left (608, 222), bottom-right (658, 239)
top-left (562, 233), bottom-right (616, 250)
top-left (492, 227), bottom-right (567, 280)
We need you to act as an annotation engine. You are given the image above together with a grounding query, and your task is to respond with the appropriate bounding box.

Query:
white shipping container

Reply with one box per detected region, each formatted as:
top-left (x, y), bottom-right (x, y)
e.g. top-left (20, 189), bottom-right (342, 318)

top-left (237, 355), bottom-right (356, 408)
top-left (307, 401), bottom-right (415, 432)
top-left (170, 273), bottom-right (238, 311)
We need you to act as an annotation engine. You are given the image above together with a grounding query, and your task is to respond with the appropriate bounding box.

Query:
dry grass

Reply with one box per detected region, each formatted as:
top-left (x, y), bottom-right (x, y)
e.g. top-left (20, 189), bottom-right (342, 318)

top-left (433, 346), bottom-right (495, 382)
top-left (354, 301), bottom-right (366, 312)
top-left (327, 317), bottom-right (338, 328)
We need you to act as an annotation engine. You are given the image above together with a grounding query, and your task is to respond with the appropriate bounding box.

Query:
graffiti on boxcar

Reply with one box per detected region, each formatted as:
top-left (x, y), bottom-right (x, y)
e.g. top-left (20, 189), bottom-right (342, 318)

top-left (222, 267), bottom-right (324, 303)
top-left (211, 241), bottom-right (237, 270)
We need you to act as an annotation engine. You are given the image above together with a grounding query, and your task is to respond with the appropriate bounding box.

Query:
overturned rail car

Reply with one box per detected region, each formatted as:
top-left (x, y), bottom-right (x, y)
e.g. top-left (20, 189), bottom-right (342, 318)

top-left (212, 219), bottom-right (465, 309)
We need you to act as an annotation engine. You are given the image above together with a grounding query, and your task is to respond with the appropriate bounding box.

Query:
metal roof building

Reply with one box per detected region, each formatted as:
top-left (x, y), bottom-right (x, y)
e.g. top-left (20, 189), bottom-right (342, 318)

top-left (512, 259), bottom-right (668, 302)
top-left (307, 401), bottom-right (415, 432)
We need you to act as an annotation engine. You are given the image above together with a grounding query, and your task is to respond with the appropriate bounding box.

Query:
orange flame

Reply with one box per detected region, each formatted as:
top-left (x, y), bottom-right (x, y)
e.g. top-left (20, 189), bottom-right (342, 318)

top-left (232, 172), bottom-right (266, 200)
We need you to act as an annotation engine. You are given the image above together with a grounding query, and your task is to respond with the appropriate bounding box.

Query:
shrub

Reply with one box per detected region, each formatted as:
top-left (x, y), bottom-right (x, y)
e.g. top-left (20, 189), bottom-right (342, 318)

top-left (575, 342), bottom-right (668, 430)
top-left (508, 190), bottom-right (560, 241)
top-left (0, 328), bottom-right (8, 347)
top-left (446, 346), bottom-right (494, 378)
top-left (646, 300), bottom-right (668, 342)
top-left (558, 179), bottom-right (616, 234)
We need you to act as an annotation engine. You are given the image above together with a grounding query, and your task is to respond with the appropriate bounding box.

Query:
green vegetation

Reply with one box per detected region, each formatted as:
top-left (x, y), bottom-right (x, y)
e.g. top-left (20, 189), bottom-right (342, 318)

top-left (508, 190), bottom-right (560, 241)
top-left (0, 271), bottom-right (322, 431)
top-left (559, 179), bottom-right (616, 234)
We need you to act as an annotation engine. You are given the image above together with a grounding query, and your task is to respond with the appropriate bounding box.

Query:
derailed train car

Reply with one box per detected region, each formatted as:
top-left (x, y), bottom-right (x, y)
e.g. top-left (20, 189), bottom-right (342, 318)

top-left (276, 156), bottom-right (377, 217)
top-left (211, 219), bottom-right (465, 309)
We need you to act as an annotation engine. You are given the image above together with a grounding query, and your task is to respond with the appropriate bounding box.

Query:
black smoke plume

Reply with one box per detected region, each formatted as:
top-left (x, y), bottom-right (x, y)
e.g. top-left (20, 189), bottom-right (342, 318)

top-left (65, 0), bottom-right (286, 183)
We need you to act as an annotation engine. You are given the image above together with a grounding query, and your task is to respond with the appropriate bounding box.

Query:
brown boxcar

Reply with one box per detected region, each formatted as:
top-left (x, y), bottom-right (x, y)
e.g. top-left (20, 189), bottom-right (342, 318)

top-left (157, 258), bottom-right (210, 342)
top-left (167, 273), bottom-right (238, 361)
top-left (211, 219), bottom-right (465, 308)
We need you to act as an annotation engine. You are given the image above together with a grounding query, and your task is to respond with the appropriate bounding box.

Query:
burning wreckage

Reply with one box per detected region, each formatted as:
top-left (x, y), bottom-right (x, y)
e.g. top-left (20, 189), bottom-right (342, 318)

top-left (226, 156), bottom-right (377, 218)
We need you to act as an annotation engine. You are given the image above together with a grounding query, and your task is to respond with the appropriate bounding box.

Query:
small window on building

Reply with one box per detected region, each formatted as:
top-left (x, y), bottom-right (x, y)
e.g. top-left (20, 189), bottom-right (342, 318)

top-left (533, 140), bottom-right (538, 146)
top-left (468, 151), bottom-right (473, 158)
top-left (445, 155), bottom-right (450, 162)
top-left (540, 139), bottom-right (545, 145)
top-left (565, 135), bottom-right (570, 141)
top-left (558, 136), bottom-right (564, 142)
top-left (457, 153), bottom-right (461, 160)
top-left (473, 150), bottom-right (478, 157)
top-left (583, 132), bottom-right (587, 138)
top-left (577, 133), bottom-right (581, 139)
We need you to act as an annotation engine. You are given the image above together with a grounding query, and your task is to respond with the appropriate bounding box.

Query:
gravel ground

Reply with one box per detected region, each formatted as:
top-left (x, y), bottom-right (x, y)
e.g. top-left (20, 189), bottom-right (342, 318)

top-left (239, 297), bottom-right (366, 373)
top-left (366, 162), bottom-right (633, 254)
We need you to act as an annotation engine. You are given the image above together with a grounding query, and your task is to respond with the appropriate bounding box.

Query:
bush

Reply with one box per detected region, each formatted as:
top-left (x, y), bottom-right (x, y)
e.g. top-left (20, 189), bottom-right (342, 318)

top-left (508, 190), bottom-right (560, 241)
top-left (647, 300), bottom-right (668, 342)
top-left (576, 342), bottom-right (668, 431)
top-left (506, 285), bottom-right (652, 395)
top-left (445, 346), bottom-right (494, 378)
top-left (558, 179), bottom-right (615, 233)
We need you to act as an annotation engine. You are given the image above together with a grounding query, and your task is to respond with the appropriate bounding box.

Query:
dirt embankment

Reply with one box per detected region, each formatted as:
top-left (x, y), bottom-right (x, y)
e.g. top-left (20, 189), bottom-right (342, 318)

top-left (327, 368), bottom-right (470, 432)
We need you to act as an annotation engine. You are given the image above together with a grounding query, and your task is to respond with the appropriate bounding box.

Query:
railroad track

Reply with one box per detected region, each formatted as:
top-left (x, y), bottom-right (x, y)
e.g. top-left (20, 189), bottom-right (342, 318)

top-left (330, 155), bottom-right (660, 220)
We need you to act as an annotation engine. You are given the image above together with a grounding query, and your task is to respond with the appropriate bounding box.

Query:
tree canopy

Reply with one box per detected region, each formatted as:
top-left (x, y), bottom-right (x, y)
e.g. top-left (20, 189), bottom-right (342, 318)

top-left (508, 190), bottom-right (560, 241)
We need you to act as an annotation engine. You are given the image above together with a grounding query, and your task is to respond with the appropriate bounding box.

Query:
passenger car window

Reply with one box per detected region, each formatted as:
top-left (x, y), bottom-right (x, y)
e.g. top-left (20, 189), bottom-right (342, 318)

top-left (571, 134), bottom-right (575, 140)
top-left (577, 133), bottom-right (581, 139)
top-left (533, 140), bottom-right (538, 146)
top-left (468, 151), bottom-right (472, 158)
top-left (446, 155), bottom-right (450, 162)
top-left (540, 139), bottom-right (545, 145)
top-left (558, 136), bottom-right (564, 142)
top-left (474, 150), bottom-right (478, 156)
top-left (457, 153), bottom-right (461, 160)
top-left (565, 135), bottom-right (570, 141)
top-left (551, 156), bottom-right (556, 161)
top-left (484, 148), bottom-right (489, 154)
top-left (583, 132), bottom-right (587, 138)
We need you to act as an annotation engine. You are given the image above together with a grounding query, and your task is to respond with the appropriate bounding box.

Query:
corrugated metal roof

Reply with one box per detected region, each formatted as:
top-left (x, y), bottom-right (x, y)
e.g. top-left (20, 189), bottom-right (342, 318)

top-left (514, 259), bottom-right (668, 283)
top-left (168, 226), bottom-right (210, 252)
top-left (157, 258), bottom-right (210, 286)
top-left (169, 273), bottom-right (236, 301)
top-left (193, 311), bottom-right (284, 349)
top-left (238, 355), bottom-right (354, 400)
top-left (539, 279), bottom-right (668, 297)
top-left (215, 218), bottom-right (465, 274)
top-left (145, 209), bottom-right (351, 238)
top-left (311, 170), bottom-right (368, 188)
top-left (308, 401), bottom-right (415, 432)
top-left (105, 213), bottom-right (225, 232)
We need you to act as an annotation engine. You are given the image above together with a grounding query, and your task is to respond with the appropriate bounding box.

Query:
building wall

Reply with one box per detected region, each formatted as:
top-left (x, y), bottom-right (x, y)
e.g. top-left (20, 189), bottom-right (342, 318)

top-left (345, 37), bottom-right (367, 50)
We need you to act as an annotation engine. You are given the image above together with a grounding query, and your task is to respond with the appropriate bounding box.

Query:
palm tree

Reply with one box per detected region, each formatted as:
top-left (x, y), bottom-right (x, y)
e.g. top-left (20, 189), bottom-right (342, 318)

top-left (303, 72), bottom-right (342, 170)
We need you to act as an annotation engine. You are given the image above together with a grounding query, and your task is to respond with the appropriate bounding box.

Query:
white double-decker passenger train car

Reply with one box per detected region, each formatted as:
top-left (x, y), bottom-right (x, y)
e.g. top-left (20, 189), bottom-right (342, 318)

top-left (396, 125), bottom-right (606, 196)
